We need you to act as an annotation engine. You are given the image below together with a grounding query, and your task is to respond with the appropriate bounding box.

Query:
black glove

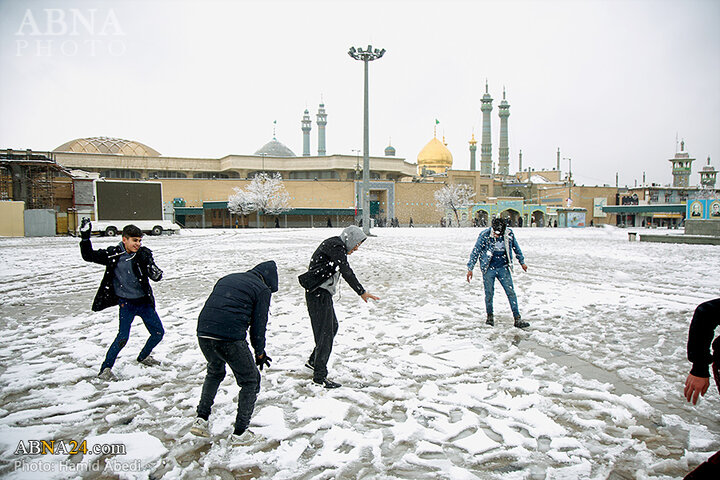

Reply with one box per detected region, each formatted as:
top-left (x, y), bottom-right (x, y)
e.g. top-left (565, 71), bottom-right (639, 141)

top-left (79, 217), bottom-right (92, 240)
top-left (255, 352), bottom-right (272, 370)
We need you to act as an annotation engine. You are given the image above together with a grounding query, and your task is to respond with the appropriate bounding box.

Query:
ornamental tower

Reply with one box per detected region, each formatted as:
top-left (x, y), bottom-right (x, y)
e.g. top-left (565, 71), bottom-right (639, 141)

top-left (469, 133), bottom-right (477, 171)
top-left (301, 109), bottom-right (312, 156)
top-left (669, 140), bottom-right (694, 188)
top-left (480, 80), bottom-right (493, 175)
top-left (700, 156), bottom-right (717, 188)
top-left (316, 103), bottom-right (327, 156)
top-left (498, 87), bottom-right (510, 175)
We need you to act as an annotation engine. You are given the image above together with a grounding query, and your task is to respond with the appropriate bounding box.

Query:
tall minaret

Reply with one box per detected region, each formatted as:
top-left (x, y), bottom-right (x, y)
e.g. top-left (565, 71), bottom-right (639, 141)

top-left (316, 102), bottom-right (327, 156)
top-left (480, 80), bottom-right (493, 174)
top-left (669, 139), bottom-right (694, 187)
top-left (301, 109), bottom-right (312, 156)
top-left (556, 148), bottom-right (560, 171)
top-left (497, 87), bottom-right (510, 175)
top-left (518, 149), bottom-right (523, 174)
top-left (469, 133), bottom-right (477, 171)
top-left (700, 156), bottom-right (717, 188)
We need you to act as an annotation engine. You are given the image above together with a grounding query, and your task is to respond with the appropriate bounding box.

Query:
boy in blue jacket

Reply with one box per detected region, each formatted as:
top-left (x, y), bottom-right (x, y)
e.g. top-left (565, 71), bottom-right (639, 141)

top-left (190, 261), bottom-right (278, 445)
top-left (466, 217), bottom-right (529, 328)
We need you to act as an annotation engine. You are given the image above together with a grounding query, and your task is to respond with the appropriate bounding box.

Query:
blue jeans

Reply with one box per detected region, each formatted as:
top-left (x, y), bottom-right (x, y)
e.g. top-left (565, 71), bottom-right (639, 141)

top-left (483, 266), bottom-right (520, 318)
top-left (101, 298), bottom-right (164, 370)
top-left (196, 337), bottom-right (261, 435)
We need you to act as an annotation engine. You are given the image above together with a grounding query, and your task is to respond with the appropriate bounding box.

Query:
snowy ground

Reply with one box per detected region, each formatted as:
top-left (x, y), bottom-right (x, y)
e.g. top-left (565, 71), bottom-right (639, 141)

top-left (0, 226), bottom-right (718, 480)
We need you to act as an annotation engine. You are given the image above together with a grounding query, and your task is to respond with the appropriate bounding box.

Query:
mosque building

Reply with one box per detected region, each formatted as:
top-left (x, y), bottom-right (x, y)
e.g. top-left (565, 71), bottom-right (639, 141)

top-left (3, 91), bottom-right (715, 235)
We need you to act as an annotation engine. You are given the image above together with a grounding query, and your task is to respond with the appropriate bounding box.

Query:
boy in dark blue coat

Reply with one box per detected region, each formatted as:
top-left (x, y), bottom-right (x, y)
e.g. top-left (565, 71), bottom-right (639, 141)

top-left (191, 261), bottom-right (278, 445)
top-left (79, 220), bottom-right (164, 379)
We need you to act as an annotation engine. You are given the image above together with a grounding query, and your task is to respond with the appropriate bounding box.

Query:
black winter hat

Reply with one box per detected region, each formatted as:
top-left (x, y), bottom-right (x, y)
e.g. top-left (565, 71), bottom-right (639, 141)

top-left (492, 217), bottom-right (507, 236)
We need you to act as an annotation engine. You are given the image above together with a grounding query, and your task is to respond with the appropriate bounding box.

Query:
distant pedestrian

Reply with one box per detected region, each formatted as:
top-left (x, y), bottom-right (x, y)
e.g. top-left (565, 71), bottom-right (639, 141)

top-left (409, 217), bottom-right (414, 228)
top-left (327, 218), bottom-right (332, 228)
top-left (79, 220), bottom-right (164, 379)
top-left (683, 298), bottom-right (720, 478)
top-left (466, 218), bottom-right (529, 328)
top-left (275, 217), bottom-right (280, 228)
top-left (190, 261), bottom-right (278, 446)
top-left (298, 226), bottom-right (380, 388)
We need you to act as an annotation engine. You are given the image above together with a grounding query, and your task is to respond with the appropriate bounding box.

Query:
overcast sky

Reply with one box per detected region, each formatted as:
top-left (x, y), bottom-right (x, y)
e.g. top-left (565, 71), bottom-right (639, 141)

top-left (1, 0), bottom-right (718, 187)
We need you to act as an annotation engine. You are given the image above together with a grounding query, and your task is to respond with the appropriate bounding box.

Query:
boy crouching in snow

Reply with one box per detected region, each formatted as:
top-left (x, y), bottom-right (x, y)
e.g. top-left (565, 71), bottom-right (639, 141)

top-left (79, 219), bottom-right (165, 379)
top-left (190, 261), bottom-right (277, 446)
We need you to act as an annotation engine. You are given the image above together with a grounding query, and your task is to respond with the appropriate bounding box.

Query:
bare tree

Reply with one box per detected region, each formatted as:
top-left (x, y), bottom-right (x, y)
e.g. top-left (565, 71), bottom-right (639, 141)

top-left (228, 173), bottom-right (291, 227)
top-left (434, 183), bottom-right (475, 226)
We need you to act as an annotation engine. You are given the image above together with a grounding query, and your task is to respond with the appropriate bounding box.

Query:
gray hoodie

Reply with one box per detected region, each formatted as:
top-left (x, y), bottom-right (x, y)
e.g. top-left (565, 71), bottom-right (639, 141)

top-left (319, 225), bottom-right (367, 295)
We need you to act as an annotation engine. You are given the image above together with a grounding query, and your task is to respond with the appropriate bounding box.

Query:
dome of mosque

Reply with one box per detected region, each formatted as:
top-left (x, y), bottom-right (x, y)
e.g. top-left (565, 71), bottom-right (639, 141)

top-left (384, 144), bottom-right (396, 156)
top-left (417, 137), bottom-right (453, 168)
top-left (254, 138), bottom-right (296, 157)
top-left (54, 136), bottom-right (160, 156)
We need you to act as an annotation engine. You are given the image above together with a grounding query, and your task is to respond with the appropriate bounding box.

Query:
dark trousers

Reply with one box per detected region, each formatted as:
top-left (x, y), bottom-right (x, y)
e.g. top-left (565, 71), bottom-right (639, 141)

top-left (306, 289), bottom-right (338, 382)
top-left (101, 298), bottom-right (164, 370)
top-left (196, 337), bottom-right (260, 435)
top-left (685, 450), bottom-right (720, 479)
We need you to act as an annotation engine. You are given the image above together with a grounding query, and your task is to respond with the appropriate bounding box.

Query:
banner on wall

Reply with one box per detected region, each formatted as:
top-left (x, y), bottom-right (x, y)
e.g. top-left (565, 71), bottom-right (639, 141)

top-left (687, 199), bottom-right (720, 219)
top-left (593, 197), bottom-right (607, 217)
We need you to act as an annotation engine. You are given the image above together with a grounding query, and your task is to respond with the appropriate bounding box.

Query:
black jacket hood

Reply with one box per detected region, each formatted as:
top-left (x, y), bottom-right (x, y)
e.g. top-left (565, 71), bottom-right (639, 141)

top-left (251, 260), bottom-right (279, 293)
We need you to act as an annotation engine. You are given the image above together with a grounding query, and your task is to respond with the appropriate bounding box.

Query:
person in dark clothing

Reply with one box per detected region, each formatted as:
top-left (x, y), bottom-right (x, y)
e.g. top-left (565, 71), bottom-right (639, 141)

top-left (466, 217), bottom-right (529, 328)
top-left (298, 226), bottom-right (379, 388)
top-left (190, 261), bottom-right (278, 445)
top-left (683, 298), bottom-right (720, 479)
top-left (79, 220), bottom-right (164, 379)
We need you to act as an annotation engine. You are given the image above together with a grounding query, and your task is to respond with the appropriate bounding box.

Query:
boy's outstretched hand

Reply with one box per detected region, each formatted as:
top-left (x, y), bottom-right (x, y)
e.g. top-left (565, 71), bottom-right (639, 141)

top-left (80, 218), bottom-right (92, 240)
top-left (361, 292), bottom-right (380, 302)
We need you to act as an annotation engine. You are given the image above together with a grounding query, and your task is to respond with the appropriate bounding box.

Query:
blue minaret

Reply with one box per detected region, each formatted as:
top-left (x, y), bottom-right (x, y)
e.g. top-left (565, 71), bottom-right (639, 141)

top-left (480, 80), bottom-right (493, 174)
top-left (498, 87), bottom-right (510, 175)
top-left (301, 109), bottom-right (312, 156)
top-left (317, 103), bottom-right (327, 156)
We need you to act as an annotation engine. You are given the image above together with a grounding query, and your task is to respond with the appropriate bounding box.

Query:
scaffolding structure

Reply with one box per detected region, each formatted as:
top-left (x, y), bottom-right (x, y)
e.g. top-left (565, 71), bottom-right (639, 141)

top-left (0, 149), bottom-right (68, 209)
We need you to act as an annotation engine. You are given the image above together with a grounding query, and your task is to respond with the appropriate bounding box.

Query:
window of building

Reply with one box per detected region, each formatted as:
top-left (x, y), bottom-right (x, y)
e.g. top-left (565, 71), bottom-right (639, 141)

top-left (193, 172), bottom-right (230, 179)
top-left (101, 169), bottom-right (141, 179)
top-left (289, 171), bottom-right (339, 180)
top-left (149, 171), bottom-right (187, 179)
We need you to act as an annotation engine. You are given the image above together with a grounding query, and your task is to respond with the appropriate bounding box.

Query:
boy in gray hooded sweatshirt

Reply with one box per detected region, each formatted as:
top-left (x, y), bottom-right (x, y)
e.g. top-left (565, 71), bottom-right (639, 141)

top-left (299, 225), bottom-right (379, 388)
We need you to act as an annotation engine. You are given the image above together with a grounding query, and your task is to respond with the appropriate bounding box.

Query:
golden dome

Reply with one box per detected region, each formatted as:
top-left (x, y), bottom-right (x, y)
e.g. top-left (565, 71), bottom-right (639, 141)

top-left (417, 136), bottom-right (453, 173)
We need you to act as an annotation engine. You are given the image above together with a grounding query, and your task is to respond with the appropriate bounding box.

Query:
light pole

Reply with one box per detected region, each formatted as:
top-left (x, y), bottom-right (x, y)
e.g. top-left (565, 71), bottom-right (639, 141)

top-left (563, 157), bottom-right (572, 206)
top-left (348, 44), bottom-right (385, 234)
top-left (352, 149), bottom-right (361, 223)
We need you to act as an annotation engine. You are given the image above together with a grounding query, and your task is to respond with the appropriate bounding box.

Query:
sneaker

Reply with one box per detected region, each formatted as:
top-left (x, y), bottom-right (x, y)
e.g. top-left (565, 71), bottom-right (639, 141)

top-left (514, 317), bottom-right (530, 329)
top-left (98, 367), bottom-right (115, 380)
top-left (190, 417), bottom-right (209, 437)
top-left (230, 430), bottom-right (256, 446)
top-left (313, 378), bottom-right (341, 389)
top-left (138, 355), bottom-right (161, 366)
top-left (486, 315), bottom-right (495, 326)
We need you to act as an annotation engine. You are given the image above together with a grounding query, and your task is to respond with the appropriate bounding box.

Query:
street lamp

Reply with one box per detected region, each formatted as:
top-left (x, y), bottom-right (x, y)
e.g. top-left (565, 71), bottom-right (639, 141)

top-left (563, 157), bottom-right (572, 206)
top-left (348, 44), bottom-right (385, 234)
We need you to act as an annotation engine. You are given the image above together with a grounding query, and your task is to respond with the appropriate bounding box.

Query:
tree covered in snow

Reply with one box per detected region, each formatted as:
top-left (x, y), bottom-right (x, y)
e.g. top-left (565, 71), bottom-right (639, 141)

top-left (228, 173), bottom-right (291, 222)
top-left (434, 183), bottom-right (475, 226)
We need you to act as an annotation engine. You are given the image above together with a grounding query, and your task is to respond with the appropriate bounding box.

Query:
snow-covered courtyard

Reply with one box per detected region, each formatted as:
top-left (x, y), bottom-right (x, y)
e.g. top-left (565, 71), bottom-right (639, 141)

top-left (0, 226), bottom-right (718, 479)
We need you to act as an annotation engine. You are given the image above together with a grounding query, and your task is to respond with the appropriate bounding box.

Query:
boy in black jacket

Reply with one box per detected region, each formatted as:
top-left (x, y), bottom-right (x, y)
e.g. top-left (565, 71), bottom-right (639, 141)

top-left (79, 220), bottom-right (164, 380)
top-left (191, 261), bottom-right (278, 445)
top-left (299, 225), bottom-right (379, 389)
top-left (683, 298), bottom-right (720, 478)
